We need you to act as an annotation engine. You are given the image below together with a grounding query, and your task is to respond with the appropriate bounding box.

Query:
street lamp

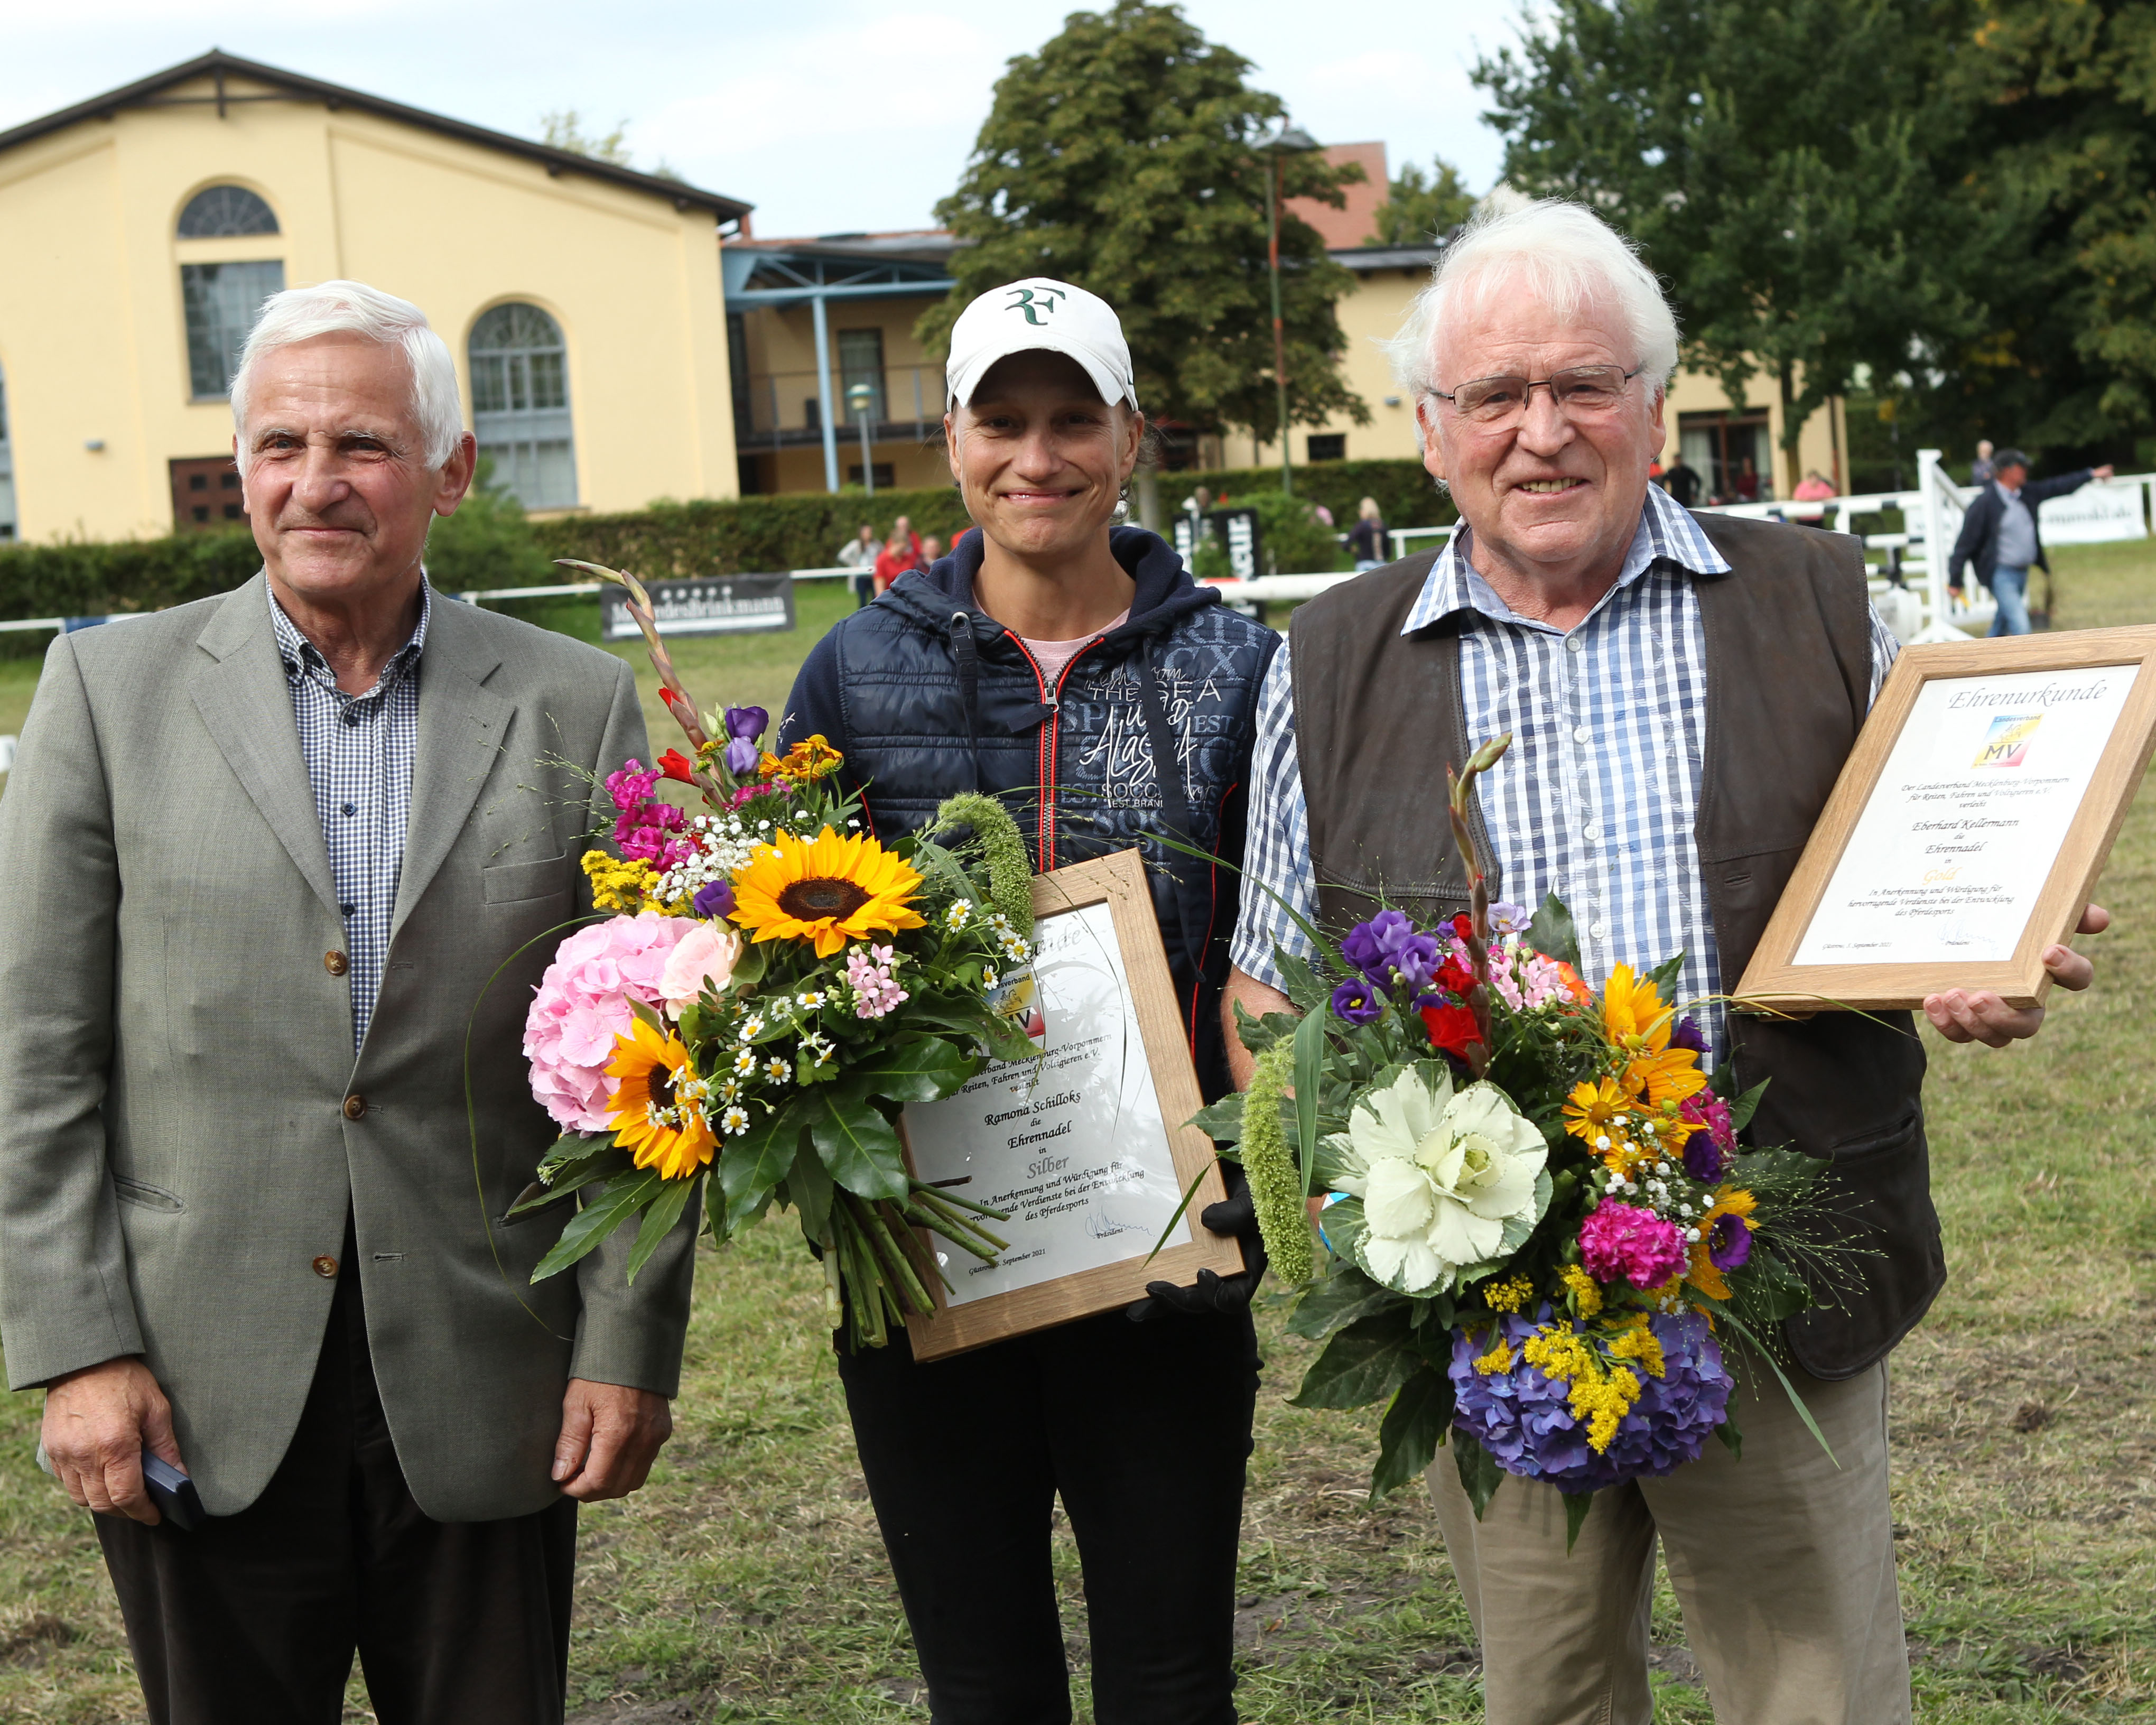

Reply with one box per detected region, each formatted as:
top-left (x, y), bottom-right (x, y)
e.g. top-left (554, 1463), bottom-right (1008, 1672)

top-left (1260, 123), bottom-right (1319, 497)
top-left (845, 380), bottom-right (877, 497)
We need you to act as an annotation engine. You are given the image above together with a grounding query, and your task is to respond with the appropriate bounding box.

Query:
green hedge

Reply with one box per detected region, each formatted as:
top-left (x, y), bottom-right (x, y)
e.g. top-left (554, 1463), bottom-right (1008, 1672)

top-left (0, 458), bottom-right (1449, 655)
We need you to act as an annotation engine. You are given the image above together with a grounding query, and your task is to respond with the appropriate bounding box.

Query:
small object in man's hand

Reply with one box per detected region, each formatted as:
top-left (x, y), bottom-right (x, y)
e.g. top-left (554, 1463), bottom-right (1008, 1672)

top-left (140, 1452), bottom-right (203, 1531)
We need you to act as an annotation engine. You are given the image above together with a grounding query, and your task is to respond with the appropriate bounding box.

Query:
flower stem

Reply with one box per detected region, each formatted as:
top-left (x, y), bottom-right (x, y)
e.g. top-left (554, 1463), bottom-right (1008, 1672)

top-left (1446, 734), bottom-right (1513, 1080)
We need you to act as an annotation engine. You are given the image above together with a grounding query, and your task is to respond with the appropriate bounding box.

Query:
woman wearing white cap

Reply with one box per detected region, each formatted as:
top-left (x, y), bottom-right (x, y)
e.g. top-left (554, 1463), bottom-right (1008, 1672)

top-left (779, 280), bottom-right (1279, 1723)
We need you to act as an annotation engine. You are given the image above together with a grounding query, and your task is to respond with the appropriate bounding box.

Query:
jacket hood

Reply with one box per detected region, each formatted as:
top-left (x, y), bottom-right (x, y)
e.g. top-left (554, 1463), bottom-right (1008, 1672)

top-left (879, 525), bottom-right (1218, 646)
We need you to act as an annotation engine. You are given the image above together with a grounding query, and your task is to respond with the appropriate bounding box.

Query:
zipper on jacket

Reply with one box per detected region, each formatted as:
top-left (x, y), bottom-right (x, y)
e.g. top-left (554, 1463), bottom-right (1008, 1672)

top-left (998, 629), bottom-right (1107, 870)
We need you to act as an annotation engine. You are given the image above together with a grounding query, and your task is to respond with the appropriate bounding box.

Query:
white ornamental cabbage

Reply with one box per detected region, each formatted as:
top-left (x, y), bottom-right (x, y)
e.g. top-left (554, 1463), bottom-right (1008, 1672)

top-left (1332, 1064), bottom-right (1549, 1295)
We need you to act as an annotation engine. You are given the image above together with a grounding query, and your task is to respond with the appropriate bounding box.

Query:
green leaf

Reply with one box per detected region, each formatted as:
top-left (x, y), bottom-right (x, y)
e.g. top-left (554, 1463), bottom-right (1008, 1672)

top-left (1452, 1430), bottom-right (1503, 1519)
top-left (1309, 1129), bottom-right (1358, 1191)
top-left (510, 1145), bottom-right (633, 1213)
top-left (810, 1089), bottom-right (911, 1201)
top-left (728, 942), bottom-right (767, 987)
top-left (1714, 1398), bottom-right (1744, 1461)
top-left (628, 997), bottom-right (667, 1036)
top-left (1288, 1308), bottom-right (1418, 1410)
top-left (1231, 1000), bottom-right (1301, 1059)
top-left (1371, 1367), bottom-right (1457, 1500)
top-left (1286, 1261), bottom-right (1400, 1341)
top-left (720, 1102), bottom-right (801, 1232)
top-left (1276, 950), bottom-right (1334, 1016)
top-left (536, 1130), bottom-right (616, 1181)
top-left (1644, 951), bottom-right (1686, 999)
top-left (1726, 1078), bottom-right (1771, 1135)
top-left (1526, 892), bottom-right (1580, 967)
top-left (530, 1168), bottom-right (664, 1282)
top-left (1293, 1004), bottom-right (1328, 1200)
top-left (1187, 1092), bottom-right (1246, 1144)
top-left (846, 1034), bottom-right (980, 1103)
top-left (782, 1125), bottom-right (834, 1241)
top-left (625, 1174), bottom-right (696, 1283)
top-left (1563, 1490), bottom-right (1594, 1553)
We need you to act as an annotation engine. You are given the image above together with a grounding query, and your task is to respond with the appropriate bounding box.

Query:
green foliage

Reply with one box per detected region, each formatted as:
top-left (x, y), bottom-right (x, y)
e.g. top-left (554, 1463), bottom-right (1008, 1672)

top-left (927, 792), bottom-right (1036, 936)
top-left (1241, 1037), bottom-right (1314, 1284)
top-left (1237, 489), bottom-right (1352, 574)
top-left (423, 458), bottom-right (555, 595)
top-left (540, 109), bottom-right (634, 165)
top-left (1476, 0), bottom-right (2004, 492)
top-left (0, 528), bottom-right (262, 657)
top-left (1371, 154), bottom-right (1477, 246)
top-left (531, 485), bottom-right (977, 580)
top-left (918, 0), bottom-right (1368, 444)
top-left (1178, 456), bottom-right (1456, 538)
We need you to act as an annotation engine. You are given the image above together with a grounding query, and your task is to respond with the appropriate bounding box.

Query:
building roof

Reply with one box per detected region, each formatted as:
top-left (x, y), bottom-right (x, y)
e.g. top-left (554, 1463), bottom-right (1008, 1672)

top-left (1331, 242), bottom-right (1444, 272)
top-left (723, 230), bottom-right (960, 306)
top-left (1286, 142), bottom-right (1390, 248)
top-left (0, 49), bottom-right (753, 225)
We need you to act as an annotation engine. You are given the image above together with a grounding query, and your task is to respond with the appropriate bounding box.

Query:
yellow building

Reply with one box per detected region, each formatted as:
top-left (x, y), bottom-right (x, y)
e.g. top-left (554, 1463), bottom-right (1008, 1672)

top-left (0, 50), bottom-right (751, 544)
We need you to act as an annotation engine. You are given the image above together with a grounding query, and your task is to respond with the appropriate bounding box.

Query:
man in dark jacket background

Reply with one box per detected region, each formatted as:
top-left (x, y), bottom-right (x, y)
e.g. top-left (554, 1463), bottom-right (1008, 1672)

top-left (1946, 447), bottom-right (2114, 634)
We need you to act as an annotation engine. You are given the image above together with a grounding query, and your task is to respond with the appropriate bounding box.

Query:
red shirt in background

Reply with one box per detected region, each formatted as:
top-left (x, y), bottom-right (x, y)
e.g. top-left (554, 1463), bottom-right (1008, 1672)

top-left (873, 533), bottom-right (924, 595)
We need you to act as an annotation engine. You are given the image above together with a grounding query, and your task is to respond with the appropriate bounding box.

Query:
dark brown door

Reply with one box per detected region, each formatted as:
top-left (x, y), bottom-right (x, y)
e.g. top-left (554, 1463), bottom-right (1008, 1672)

top-left (169, 455), bottom-right (244, 533)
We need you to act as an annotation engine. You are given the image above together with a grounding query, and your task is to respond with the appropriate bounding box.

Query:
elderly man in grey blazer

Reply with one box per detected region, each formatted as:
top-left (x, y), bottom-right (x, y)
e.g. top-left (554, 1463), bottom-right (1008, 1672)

top-left (0, 281), bottom-right (695, 1724)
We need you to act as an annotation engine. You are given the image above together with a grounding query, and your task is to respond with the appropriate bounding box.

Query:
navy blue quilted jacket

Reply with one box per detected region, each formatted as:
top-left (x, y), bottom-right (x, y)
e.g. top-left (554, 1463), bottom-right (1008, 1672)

top-left (779, 526), bottom-right (1279, 1100)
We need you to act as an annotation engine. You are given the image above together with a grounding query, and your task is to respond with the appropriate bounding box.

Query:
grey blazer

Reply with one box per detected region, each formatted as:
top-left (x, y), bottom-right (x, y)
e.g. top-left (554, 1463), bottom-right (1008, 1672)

top-left (0, 574), bottom-right (696, 1520)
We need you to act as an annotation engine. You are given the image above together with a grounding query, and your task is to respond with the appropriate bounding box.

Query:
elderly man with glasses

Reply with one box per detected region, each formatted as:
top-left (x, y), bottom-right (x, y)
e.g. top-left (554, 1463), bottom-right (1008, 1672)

top-left (1221, 196), bottom-right (2107, 1725)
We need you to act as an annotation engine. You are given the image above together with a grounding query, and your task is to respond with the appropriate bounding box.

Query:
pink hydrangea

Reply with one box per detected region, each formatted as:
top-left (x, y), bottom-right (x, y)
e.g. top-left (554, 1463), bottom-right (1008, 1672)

top-left (1578, 1201), bottom-right (1689, 1290)
top-left (523, 912), bottom-right (698, 1130)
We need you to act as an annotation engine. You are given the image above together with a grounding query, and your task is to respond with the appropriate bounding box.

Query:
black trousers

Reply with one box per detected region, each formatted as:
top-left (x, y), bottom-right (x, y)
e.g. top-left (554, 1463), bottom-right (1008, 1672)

top-left (837, 1306), bottom-right (1260, 1725)
top-left (95, 1239), bottom-right (578, 1725)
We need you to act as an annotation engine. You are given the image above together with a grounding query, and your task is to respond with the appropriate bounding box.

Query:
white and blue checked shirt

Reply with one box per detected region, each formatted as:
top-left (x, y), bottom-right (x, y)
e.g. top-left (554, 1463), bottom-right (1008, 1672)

top-left (1229, 487), bottom-right (1900, 1061)
top-left (269, 580), bottom-right (430, 1050)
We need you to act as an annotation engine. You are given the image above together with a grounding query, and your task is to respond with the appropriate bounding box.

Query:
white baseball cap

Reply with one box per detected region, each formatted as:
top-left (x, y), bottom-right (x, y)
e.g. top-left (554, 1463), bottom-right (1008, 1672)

top-left (945, 278), bottom-right (1139, 412)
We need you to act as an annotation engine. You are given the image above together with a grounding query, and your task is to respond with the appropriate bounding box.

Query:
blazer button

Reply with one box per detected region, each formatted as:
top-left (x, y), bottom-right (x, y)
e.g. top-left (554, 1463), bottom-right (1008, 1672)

top-left (313, 1255), bottom-right (339, 1278)
top-left (325, 951), bottom-right (349, 976)
top-left (343, 1095), bottom-right (368, 1120)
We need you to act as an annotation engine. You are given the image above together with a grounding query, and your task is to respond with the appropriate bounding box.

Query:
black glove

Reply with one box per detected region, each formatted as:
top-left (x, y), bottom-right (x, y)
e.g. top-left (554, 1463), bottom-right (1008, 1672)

top-left (1125, 1168), bottom-right (1269, 1321)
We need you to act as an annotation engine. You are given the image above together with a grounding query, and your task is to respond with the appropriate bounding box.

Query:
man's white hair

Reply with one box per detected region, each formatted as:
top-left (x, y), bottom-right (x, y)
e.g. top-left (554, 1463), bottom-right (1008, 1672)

top-left (230, 280), bottom-right (464, 468)
top-left (1386, 189), bottom-right (1680, 399)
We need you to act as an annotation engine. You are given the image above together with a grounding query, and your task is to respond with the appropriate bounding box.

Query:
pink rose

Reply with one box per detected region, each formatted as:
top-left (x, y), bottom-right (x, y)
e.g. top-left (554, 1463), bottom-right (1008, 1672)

top-left (659, 921), bottom-right (744, 1015)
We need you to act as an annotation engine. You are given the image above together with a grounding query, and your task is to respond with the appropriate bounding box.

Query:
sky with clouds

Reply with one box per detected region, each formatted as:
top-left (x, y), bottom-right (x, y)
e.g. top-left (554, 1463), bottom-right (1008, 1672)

top-left (0, 0), bottom-right (1527, 238)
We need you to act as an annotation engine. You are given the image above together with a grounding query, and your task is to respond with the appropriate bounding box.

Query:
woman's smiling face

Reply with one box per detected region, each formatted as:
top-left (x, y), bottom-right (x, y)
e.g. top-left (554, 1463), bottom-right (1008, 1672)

top-left (946, 350), bottom-right (1141, 561)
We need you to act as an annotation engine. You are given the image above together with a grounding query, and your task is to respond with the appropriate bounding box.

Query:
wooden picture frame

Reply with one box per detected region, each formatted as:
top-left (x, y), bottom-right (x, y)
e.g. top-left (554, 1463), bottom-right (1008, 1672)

top-left (1736, 627), bottom-right (2156, 1013)
top-left (898, 848), bottom-right (1241, 1361)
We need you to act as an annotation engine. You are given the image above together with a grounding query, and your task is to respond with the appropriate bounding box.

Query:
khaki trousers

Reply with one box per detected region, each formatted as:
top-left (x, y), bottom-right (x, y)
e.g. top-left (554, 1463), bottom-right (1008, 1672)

top-left (1428, 1360), bottom-right (1909, 1725)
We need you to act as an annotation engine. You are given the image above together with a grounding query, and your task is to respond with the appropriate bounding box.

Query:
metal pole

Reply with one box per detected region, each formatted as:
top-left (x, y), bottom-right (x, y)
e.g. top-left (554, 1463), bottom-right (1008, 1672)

top-left (858, 407), bottom-right (875, 496)
top-left (1267, 153), bottom-right (1291, 496)
top-left (811, 292), bottom-right (839, 494)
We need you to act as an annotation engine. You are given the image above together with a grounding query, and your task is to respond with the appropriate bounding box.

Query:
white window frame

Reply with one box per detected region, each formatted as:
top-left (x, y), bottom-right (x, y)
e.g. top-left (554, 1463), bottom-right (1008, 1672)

top-left (469, 303), bottom-right (579, 511)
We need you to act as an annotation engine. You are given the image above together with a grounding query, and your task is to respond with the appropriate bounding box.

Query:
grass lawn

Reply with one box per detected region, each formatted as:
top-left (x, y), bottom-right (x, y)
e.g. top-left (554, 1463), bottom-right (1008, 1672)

top-left (3, 543), bottom-right (2153, 1721)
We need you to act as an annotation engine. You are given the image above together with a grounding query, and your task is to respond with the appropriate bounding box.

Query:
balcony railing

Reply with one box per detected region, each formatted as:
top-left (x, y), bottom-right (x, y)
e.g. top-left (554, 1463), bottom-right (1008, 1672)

top-left (734, 365), bottom-right (944, 449)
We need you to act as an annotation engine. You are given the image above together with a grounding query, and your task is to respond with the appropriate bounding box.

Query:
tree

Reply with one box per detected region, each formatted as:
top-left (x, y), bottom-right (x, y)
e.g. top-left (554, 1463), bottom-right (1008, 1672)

top-left (540, 110), bottom-right (633, 166)
top-left (918, 0), bottom-right (1369, 499)
top-left (1475, 0), bottom-right (2006, 494)
top-left (1370, 155), bottom-right (1477, 246)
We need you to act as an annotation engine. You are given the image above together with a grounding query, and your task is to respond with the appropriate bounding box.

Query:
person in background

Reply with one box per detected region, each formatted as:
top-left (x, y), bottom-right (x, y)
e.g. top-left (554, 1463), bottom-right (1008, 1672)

top-left (1792, 468), bottom-right (1836, 524)
top-left (781, 276), bottom-right (1275, 1725)
top-left (1947, 447), bottom-right (2114, 635)
top-left (873, 514), bottom-right (924, 598)
top-left (1660, 455), bottom-right (1702, 508)
top-left (1346, 496), bottom-right (1388, 570)
top-left (918, 533), bottom-right (944, 568)
top-left (1971, 439), bottom-right (1997, 486)
top-left (836, 523), bottom-right (881, 609)
top-left (1734, 454), bottom-right (1761, 501)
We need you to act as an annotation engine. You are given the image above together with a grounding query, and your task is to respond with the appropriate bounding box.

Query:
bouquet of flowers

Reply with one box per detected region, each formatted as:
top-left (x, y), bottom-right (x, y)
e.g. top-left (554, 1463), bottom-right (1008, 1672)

top-left (513, 564), bottom-right (1040, 1349)
top-left (1203, 739), bottom-right (1834, 1542)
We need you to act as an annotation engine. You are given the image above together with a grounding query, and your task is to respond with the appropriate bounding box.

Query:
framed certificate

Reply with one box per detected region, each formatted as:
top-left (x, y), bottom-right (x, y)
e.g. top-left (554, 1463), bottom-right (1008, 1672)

top-left (1737, 627), bottom-right (2156, 1012)
top-left (898, 848), bottom-right (1242, 1361)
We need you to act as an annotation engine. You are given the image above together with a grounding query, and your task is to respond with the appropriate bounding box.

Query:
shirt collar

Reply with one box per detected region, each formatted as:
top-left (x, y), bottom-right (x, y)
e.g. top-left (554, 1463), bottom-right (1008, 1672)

top-left (268, 575), bottom-right (431, 693)
top-left (1401, 482), bottom-right (1732, 636)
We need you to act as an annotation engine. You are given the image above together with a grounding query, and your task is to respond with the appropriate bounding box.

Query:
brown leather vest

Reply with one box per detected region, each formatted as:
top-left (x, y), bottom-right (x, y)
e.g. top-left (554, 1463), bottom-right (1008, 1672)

top-left (1288, 513), bottom-right (1941, 1379)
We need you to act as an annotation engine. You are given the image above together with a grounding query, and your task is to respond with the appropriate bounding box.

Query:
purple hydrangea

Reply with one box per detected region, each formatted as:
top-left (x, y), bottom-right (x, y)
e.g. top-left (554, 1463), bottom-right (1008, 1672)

top-left (1448, 1307), bottom-right (1732, 1493)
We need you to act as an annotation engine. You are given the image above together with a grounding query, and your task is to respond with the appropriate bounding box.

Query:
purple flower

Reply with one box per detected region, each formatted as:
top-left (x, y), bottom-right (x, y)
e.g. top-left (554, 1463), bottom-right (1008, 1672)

top-left (1330, 979), bottom-right (1385, 1025)
top-left (722, 707), bottom-right (769, 776)
top-left (1390, 933), bottom-right (1445, 999)
top-left (1448, 1307), bottom-right (1733, 1494)
top-left (1342, 908), bottom-right (1421, 990)
top-left (692, 879), bottom-right (736, 920)
top-left (1489, 901), bottom-right (1531, 935)
top-left (1670, 1015), bottom-right (1709, 1055)
top-left (1678, 1092), bottom-right (1735, 1183)
top-left (1708, 1212), bottom-right (1753, 1272)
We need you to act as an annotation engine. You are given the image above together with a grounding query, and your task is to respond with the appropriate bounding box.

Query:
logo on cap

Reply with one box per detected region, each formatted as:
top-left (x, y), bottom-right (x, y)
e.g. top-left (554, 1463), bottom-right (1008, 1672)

top-left (1005, 285), bottom-right (1067, 326)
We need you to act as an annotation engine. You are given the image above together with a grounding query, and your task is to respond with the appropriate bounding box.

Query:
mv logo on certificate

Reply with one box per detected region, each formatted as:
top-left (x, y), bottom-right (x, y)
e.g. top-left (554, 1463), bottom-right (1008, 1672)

top-left (1973, 713), bottom-right (2041, 768)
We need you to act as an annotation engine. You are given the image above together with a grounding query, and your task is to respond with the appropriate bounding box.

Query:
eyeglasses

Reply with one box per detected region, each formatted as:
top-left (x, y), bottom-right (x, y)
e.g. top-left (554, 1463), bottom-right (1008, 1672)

top-left (1429, 364), bottom-right (1645, 426)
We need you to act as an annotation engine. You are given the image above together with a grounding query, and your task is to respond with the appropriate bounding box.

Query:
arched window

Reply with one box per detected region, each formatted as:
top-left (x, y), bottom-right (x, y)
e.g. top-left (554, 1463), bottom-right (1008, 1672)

top-left (469, 303), bottom-right (578, 509)
top-left (0, 359), bottom-right (16, 541)
top-left (177, 185), bottom-right (279, 238)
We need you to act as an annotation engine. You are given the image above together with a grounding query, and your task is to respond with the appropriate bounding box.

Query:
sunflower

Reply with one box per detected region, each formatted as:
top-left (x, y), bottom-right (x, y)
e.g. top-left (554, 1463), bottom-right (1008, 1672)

top-left (605, 1015), bottom-right (718, 1180)
top-left (730, 826), bottom-right (925, 957)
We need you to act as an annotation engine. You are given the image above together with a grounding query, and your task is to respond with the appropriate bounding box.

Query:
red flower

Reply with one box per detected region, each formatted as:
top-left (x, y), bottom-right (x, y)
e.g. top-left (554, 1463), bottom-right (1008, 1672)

top-left (1451, 913), bottom-right (1474, 940)
top-left (1421, 1001), bottom-right (1482, 1058)
top-left (1436, 956), bottom-right (1475, 997)
top-left (657, 747), bottom-right (697, 784)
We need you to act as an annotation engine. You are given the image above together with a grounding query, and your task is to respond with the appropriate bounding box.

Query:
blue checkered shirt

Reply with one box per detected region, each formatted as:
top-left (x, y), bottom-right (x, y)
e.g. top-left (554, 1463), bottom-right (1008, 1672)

top-left (1229, 487), bottom-right (1900, 1061)
top-left (268, 581), bottom-right (430, 1051)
